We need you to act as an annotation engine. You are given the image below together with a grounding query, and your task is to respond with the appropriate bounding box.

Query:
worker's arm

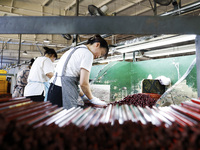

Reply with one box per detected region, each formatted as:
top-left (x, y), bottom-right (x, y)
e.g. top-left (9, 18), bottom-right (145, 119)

top-left (46, 72), bottom-right (54, 79)
top-left (79, 68), bottom-right (93, 100)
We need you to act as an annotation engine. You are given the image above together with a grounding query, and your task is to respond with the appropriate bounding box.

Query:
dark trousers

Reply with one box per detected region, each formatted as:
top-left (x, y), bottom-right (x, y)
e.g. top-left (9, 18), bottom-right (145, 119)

top-left (47, 83), bottom-right (63, 107)
top-left (26, 91), bottom-right (44, 102)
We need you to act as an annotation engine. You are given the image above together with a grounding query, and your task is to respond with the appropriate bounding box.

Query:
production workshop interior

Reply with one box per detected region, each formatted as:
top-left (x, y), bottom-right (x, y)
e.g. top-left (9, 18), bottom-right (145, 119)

top-left (0, 0), bottom-right (200, 149)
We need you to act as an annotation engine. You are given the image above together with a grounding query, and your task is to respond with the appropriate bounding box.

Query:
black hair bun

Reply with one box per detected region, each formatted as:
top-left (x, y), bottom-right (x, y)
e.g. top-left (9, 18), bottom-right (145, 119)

top-left (43, 46), bottom-right (50, 52)
top-left (30, 58), bottom-right (35, 63)
top-left (43, 47), bottom-right (57, 59)
top-left (95, 34), bottom-right (101, 38)
top-left (29, 58), bottom-right (35, 66)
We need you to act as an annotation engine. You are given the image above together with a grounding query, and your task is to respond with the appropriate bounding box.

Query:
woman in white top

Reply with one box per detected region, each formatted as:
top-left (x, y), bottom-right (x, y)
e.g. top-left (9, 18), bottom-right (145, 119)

top-left (12, 58), bottom-right (35, 98)
top-left (24, 47), bottom-right (57, 102)
top-left (47, 34), bottom-right (109, 109)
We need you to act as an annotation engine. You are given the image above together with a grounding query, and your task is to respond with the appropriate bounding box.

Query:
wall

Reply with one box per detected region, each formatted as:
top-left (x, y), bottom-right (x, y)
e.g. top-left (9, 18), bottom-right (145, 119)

top-left (91, 55), bottom-right (197, 102)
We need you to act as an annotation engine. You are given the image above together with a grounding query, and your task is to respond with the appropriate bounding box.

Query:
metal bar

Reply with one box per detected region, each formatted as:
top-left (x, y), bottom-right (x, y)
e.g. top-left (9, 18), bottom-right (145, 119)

top-left (36, 43), bottom-right (43, 56)
top-left (74, 0), bottom-right (79, 46)
top-left (195, 35), bottom-right (200, 97)
top-left (149, 0), bottom-right (154, 12)
top-left (1, 41), bottom-right (4, 69)
top-left (153, 0), bottom-right (157, 16)
top-left (161, 1), bottom-right (200, 16)
top-left (1, 16), bottom-right (200, 34)
top-left (75, 0), bottom-right (79, 16)
top-left (123, 53), bottom-right (125, 61)
top-left (42, 0), bottom-right (53, 6)
top-left (18, 34), bottom-right (22, 64)
top-left (133, 52), bottom-right (135, 63)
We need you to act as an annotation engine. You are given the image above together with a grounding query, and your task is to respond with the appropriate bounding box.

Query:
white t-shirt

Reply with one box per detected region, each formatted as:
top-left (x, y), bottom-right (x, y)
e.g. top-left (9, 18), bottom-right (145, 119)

top-left (24, 56), bottom-right (54, 96)
top-left (50, 45), bottom-right (93, 87)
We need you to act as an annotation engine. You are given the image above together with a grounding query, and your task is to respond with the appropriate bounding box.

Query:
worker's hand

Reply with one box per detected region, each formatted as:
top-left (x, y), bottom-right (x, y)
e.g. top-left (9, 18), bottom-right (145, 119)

top-left (89, 96), bottom-right (107, 106)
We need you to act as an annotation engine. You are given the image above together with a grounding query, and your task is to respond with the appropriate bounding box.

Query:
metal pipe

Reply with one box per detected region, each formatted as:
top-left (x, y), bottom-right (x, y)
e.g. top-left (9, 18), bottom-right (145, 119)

top-left (74, 0), bottom-right (79, 46)
top-left (133, 52), bottom-right (136, 63)
top-left (123, 53), bottom-right (125, 61)
top-left (75, 0), bottom-right (79, 16)
top-left (0, 41), bottom-right (43, 46)
top-left (0, 41), bottom-right (4, 69)
top-left (18, 34), bottom-right (22, 64)
top-left (161, 1), bottom-right (200, 16)
top-left (153, 0), bottom-right (157, 16)
top-left (36, 43), bottom-right (43, 56)
top-left (195, 35), bottom-right (200, 97)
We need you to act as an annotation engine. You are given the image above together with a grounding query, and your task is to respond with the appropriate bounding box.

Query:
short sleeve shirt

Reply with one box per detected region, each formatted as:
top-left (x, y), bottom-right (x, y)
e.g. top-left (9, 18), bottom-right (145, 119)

top-left (24, 57), bottom-right (54, 96)
top-left (50, 45), bottom-right (94, 87)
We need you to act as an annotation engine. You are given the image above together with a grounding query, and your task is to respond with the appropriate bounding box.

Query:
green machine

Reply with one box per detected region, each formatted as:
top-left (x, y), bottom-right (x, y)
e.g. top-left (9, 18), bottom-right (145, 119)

top-left (90, 55), bottom-right (197, 103)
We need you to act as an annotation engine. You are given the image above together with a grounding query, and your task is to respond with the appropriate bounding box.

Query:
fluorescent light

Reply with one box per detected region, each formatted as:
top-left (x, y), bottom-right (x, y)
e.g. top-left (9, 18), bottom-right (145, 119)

top-left (96, 44), bottom-right (196, 63)
top-left (47, 44), bottom-right (56, 47)
top-left (116, 35), bottom-right (196, 53)
top-left (43, 39), bottom-right (50, 44)
top-left (144, 44), bottom-right (196, 57)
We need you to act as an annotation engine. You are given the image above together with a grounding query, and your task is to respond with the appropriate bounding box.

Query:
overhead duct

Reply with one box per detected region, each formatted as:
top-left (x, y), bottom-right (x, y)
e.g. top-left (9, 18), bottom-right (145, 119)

top-left (161, 1), bottom-right (200, 16)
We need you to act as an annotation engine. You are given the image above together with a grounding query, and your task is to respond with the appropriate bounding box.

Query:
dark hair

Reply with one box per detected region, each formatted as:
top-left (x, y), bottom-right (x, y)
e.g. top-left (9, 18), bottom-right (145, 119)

top-left (86, 34), bottom-right (109, 59)
top-left (29, 58), bottom-right (35, 66)
top-left (43, 47), bottom-right (57, 59)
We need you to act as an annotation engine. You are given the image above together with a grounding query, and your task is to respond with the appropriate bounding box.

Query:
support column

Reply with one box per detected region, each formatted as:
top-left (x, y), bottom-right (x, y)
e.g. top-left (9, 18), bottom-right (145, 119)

top-left (18, 34), bottom-right (22, 64)
top-left (1, 42), bottom-right (4, 69)
top-left (195, 35), bottom-right (200, 97)
top-left (153, 0), bottom-right (157, 16)
top-left (41, 6), bottom-right (44, 16)
top-left (10, 0), bottom-right (14, 13)
top-left (133, 52), bottom-right (136, 63)
top-left (74, 0), bottom-right (79, 46)
top-left (123, 53), bottom-right (125, 61)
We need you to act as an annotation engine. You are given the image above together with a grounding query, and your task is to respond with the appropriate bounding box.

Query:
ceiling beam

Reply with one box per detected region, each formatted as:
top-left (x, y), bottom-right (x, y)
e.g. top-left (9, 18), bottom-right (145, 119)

top-left (96, 0), bottom-right (114, 8)
top-left (0, 35), bottom-right (67, 48)
top-left (42, 0), bottom-right (53, 7)
top-left (64, 0), bottom-right (85, 11)
top-left (109, 0), bottom-right (144, 14)
top-left (10, 0), bottom-right (14, 13)
top-left (0, 3), bottom-right (61, 16)
top-left (1, 16), bottom-right (200, 35)
top-left (64, 0), bottom-right (76, 11)
top-left (0, 10), bottom-right (20, 16)
top-left (130, 7), bottom-right (150, 16)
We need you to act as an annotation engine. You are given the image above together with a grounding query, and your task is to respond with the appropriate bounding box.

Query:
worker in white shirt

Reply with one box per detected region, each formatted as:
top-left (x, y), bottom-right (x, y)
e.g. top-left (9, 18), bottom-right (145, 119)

top-left (24, 47), bottom-right (57, 102)
top-left (47, 34), bottom-right (109, 109)
top-left (12, 58), bottom-right (35, 98)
